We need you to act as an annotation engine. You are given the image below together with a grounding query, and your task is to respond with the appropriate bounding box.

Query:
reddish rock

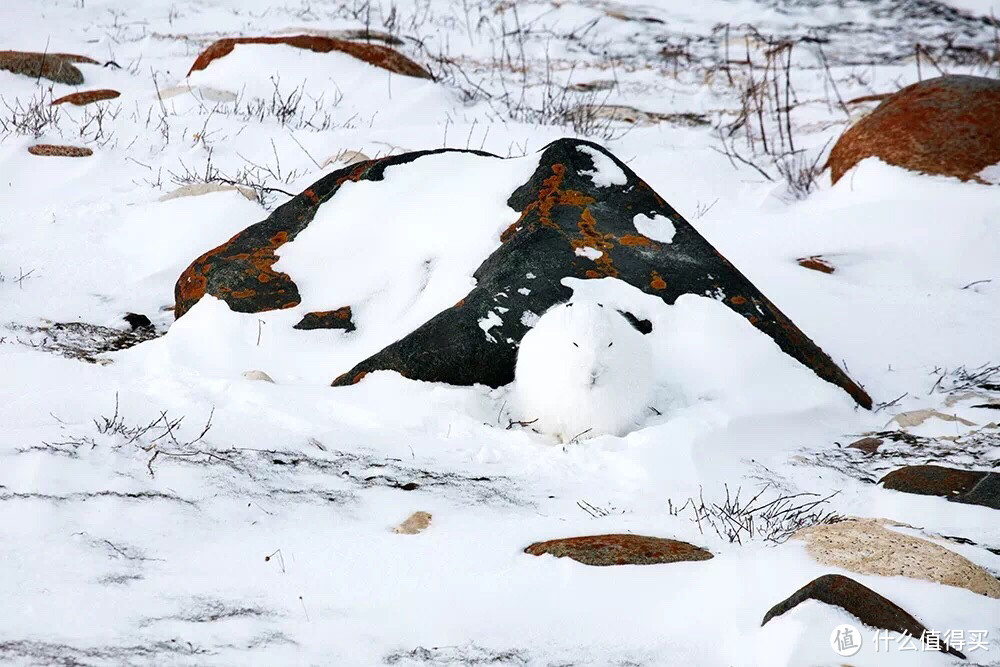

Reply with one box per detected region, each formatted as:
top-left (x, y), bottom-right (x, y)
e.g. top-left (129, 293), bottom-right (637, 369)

top-left (28, 144), bottom-right (92, 157)
top-left (187, 35), bottom-right (432, 79)
top-left (51, 89), bottom-right (121, 106)
top-left (880, 464), bottom-right (998, 509)
top-left (830, 75), bottom-right (1000, 184)
top-left (523, 534), bottom-right (713, 566)
top-left (797, 256), bottom-right (835, 274)
top-left (762, 574), bottom-right (964, 658)
top-left (0, 50), bottom-right (92, 85)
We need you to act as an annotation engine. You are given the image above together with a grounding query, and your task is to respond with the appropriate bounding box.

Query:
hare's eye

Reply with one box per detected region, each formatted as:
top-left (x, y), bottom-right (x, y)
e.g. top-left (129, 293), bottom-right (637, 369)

top-left (572, 342), bottom-right (579, 348)
top-left (608, 342), bottom-right (613, 348)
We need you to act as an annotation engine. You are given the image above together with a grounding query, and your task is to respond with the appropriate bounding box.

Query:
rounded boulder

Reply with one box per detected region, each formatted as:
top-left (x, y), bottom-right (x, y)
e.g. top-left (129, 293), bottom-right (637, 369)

top-left (830, 75), bottom-right (1000, 184)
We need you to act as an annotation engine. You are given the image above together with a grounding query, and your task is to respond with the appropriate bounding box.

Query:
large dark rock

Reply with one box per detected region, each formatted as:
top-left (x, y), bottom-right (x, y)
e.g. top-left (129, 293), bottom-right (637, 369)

top-left (523, 534), bottom-right (712, 566)
top-left (762, 574), bottom-right (964, 658)
top-left (880, 465), bottom-right (999, 510)
top-left (174, 139), bottom-right (871, 409)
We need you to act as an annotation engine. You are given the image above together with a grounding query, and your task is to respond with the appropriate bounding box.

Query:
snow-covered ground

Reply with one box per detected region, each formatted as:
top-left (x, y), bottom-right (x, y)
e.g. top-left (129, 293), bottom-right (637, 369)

top-left (1, 0), bottom-right (999, 665)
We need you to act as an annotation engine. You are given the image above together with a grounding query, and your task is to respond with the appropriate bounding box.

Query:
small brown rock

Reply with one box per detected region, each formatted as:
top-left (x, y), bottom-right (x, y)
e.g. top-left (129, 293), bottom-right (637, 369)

top-left (28, 144), bottom-right (93, 157)
top-left (524, 534), bottom-right (713, 566)
top-left (393, 511), bottom-right (432, 534)
top-left (51, 89), bottom-right (121, 106)
top-left (846, 436), bottom-right (882, 454)
top-left (796, 256), bottom-right (835, 274)
top-left (294, 307), bottom-right (356, 332)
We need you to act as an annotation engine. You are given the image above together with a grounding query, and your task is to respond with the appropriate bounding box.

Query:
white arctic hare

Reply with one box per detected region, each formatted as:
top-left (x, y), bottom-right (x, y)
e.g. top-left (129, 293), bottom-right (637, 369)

top-left (513, 300), bottom-right (655, 442)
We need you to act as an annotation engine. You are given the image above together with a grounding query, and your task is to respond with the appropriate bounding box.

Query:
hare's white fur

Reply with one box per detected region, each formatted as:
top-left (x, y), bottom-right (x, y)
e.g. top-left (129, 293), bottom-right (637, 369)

top-left (512, 300), bottom-right (654, 442)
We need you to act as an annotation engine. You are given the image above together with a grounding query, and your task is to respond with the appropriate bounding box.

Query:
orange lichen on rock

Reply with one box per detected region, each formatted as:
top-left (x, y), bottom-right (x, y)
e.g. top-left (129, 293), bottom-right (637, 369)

top-left (51, 89), bottom-right (121, 106)
top-left (187, 35), bottom-right (432, 79)
top-left (174, 158), bottom-right (389, 318)
top-left (174, 229), bottom-right (300, 317)
top-left (574, 209), bottom-right (617, 277)
top-left (618, 234), bottom-right (655, 247)
top-left (650, 271), bottom-right (667, 290)
top-left (503, 163), bottom-right (667, 281)
top-left (830, 75), bottom-right (1000, 184)
top-left (503, 163), bottom-right (596, 242)
top-left (730, 295), bottom-right (747, 305)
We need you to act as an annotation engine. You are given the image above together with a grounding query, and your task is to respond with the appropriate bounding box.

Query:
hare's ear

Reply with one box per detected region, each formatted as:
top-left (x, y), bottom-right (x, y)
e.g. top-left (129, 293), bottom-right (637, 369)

top-left (618, 310), bottom-right (653, 335)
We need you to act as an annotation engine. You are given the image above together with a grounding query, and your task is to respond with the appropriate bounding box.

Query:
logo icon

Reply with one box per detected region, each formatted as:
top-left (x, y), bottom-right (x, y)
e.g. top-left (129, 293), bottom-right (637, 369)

top-left (831, 624), bottom-right (862, 657)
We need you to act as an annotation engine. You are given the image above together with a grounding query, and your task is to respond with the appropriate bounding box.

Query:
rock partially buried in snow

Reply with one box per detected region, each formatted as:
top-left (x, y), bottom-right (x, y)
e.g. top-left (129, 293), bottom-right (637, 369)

top-left (293, 307), bottom-right (356, 332)
top-left (829, 75), bottom-right (1000, 184)
top-left (186, 35), bottom-right (432, 79)
top-left (793, 518), bottom-right (1000, 598)
top-left (393, 511), bottom-right (432, 535)
top-left (761, 574), bottom-right (965, 658)
top-left (846, 436), bottom-right (882, 453)
top-left (0, 50), bottom-right (94, 85)
top-left (51, 89), bottom-right (121, 106)
top-left (523, 534), bottom-right (712, 566)
top-left (796, 255), bottom-right (835, 274)
top-left (173, 139), bottom-right (871, 409)
top-left (329, 140), bottom-right (870, 407)
top-left (28, 144), bottom-right (93, 158)
top-left (879, 465), bottom-right (999, 510)
top-left (173, 147), bottom-right (497, 321)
